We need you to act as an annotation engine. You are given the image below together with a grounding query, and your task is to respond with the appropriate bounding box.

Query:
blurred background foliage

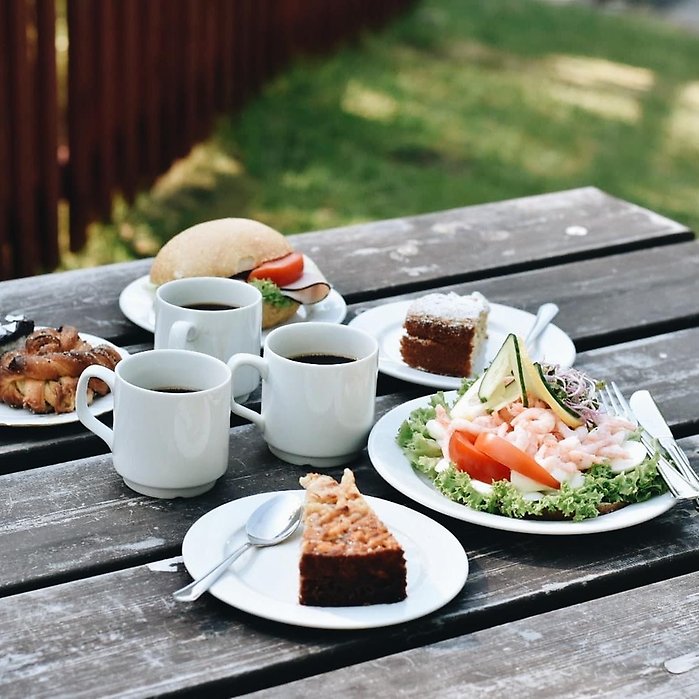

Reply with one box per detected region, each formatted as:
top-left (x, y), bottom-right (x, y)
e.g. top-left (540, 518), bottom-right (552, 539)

top-left (62, 0), bottom-right (699, 268)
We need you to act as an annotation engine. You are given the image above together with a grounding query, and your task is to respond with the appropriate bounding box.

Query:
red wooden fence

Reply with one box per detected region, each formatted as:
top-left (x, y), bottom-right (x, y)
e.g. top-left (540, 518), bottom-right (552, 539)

top-left (0, 0), bottom-right (414, 280)
top-left (1, 0), bottom-right (59, 279)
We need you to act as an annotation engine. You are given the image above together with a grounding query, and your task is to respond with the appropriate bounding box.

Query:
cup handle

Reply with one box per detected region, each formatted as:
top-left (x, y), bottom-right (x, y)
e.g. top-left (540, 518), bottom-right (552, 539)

top-left (227, 353), bottom-right (268, 432)
top-left (76, 365), bottom-right (116, 448)
top-left (169, 320), bottom-right (197, 348)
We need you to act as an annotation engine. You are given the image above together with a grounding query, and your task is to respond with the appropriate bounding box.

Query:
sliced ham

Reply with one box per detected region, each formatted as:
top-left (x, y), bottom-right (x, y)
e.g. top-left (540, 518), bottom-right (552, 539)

top-left (279, 256), bottom-right (331, 305)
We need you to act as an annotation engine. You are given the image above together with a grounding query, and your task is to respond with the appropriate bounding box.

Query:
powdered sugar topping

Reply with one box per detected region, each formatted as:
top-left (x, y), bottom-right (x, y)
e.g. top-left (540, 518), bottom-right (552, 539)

top-left (407, 292), bottom-right (489, 321)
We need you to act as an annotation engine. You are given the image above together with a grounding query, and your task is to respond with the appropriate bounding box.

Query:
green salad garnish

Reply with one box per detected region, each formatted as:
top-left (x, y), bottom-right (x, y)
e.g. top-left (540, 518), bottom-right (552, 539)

top-left (248, 278), bottom-right (296, 308)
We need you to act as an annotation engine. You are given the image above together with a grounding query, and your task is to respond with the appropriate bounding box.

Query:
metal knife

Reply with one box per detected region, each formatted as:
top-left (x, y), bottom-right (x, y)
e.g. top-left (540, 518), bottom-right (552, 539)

top-left (630, 390), bottom-right (699, 500)
top-left (629, 390), bottom-right (674, 441)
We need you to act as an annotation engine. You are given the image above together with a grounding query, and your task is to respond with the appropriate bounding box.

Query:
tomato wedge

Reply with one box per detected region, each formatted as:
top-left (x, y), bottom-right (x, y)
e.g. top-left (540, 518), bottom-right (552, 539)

top-left (474, 432), bottom-right (560, 489)
top-left (248, 252), bottom-right (304, 287)
top-left (449, 431), bottom-right (510, 484)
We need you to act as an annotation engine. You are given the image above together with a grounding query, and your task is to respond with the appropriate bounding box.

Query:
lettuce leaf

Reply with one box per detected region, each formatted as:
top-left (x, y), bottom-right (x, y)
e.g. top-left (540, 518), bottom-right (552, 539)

top-left (248, 279), bottom-right (296, 308)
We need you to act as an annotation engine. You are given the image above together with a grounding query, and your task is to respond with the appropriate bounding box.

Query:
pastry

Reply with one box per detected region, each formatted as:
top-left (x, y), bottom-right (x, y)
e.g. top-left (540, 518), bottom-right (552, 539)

top-left (0, 326), bottom-right (121, 414)
top-left (298, 469), bottom-right (407, 606)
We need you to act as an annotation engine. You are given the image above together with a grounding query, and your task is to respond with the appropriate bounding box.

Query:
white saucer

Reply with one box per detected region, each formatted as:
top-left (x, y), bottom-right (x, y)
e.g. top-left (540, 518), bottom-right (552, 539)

top-left (119, 275), bottom-right (347, 340)
top-left (0, 331), bottom-right (129, 427)
top-left (181, 490), bottom-right (469, 629)
top-left (349, 300), bottom-right (576, 389)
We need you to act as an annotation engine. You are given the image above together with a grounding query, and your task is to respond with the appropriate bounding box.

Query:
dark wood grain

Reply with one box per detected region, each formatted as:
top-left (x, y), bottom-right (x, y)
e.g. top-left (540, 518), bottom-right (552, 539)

top-left (0, 257), bottom-right (152, 345)
top-left (291, 186), bottom-right (693, 301)
top-left (246, 571), bottom-right (699, 698)
top-left (348, 240), bottom-right (699, 352)
top-left (1, 473), bottom-right (698, 697)
top-left (0, 390), bottom-right (424, 595)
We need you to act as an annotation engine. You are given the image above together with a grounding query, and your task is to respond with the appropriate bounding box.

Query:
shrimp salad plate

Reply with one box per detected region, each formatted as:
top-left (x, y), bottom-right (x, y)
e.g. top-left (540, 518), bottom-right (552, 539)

top-left (368, 334), bottom-right (673, 535)
top-left (348, 300), bottom-right (575, 390)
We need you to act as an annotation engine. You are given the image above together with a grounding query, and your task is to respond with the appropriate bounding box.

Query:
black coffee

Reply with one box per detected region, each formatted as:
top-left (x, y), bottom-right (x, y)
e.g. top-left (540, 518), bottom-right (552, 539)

top-left (182, 302), bottom-right (239, 311)
top-left (289, 353), bottom-right (355, 365)
top-left (152, 387), bottom-right (197, 393)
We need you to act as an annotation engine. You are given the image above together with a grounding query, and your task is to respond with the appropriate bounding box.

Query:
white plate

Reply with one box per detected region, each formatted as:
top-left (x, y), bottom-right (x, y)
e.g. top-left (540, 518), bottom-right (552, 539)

top-left (181, 491), bottom-right (469, 629)
top-left (0, 331), bottom-right (129, 427)
top-left (368, 392), bottom-right (676, 535)
top-left (119, 274), bottom-right (347, 339)
top-left (348, 300), bottom-right (575, 389)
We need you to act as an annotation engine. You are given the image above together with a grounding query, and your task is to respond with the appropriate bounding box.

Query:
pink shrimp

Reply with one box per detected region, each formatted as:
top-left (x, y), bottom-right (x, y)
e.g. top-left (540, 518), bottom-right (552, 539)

top-left (436, 395), bottom-right (639, 481)
top-left (511, 407), bottom-right (557, 434)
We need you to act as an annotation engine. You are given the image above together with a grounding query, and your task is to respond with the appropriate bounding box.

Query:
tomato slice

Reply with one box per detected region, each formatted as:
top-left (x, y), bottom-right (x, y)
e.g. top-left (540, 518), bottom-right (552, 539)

top-left (474, 432), bottom-right (560, 489)
top-left (449, 431), bottom-right (510, 484)
top-left (248, 252), bottom-right (304, 287)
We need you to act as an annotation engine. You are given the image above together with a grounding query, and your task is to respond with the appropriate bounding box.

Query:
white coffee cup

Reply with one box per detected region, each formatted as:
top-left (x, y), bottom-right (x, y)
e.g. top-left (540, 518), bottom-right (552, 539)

top-left (154, 277), bottom-right (262, 401)
top-left (228, 322), bottom-right (379, 467)
top-left (76, 349), bottom-right (234, 499)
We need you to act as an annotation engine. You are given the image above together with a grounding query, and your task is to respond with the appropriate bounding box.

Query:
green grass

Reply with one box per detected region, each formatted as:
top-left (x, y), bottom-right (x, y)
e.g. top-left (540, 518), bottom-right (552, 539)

top-left (62, 0), bottom-right (699, 268)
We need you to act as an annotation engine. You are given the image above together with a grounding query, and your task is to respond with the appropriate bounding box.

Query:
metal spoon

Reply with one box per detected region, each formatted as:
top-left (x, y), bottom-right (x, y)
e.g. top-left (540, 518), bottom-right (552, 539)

top-left (173, 492), bottom-right (303, 602)
top-left (524, 302), bottom-right (559, 350)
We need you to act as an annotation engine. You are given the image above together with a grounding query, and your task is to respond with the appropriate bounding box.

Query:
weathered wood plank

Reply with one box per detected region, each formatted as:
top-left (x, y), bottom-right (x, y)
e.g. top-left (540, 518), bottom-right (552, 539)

top-left (2, 193), bottom-right (696, 699)
top-left (2, 239), bottom-right (696, 360)
top-left (1, 338), bottom-right (698, 695)
top-left (348, 240), bottom-right (699, 352)
top-left (0, 188), bottom-right (692, 347)
top-left (0, 485), bottom-right (697, 697)
top-left (0, 390), bottom-right (427, 593)
top-left (2, 329), bottom-right (699, 594)
top-left (291, 186), bottom-right (693, 301)
top-left (247, 571), bottom-right (699, 699)
top-left (0, 257), bottom-right (152, 345)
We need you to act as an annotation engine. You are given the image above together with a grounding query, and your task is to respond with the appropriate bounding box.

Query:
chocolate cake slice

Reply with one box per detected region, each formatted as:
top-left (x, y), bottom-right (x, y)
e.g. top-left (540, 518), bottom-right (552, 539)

top-left (400, 292), bottom-right (489, 377)
top-left (298, 469), bottom-right (407, 607)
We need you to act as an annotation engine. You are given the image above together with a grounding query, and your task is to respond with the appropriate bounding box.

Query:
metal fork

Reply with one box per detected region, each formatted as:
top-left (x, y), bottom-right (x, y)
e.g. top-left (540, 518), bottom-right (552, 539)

top-left (664, 439), bottom-right (697, 486)
top-left (612, 383), bottom-right (699, 494)
top-left (600, 383), bottom-right (699, 504)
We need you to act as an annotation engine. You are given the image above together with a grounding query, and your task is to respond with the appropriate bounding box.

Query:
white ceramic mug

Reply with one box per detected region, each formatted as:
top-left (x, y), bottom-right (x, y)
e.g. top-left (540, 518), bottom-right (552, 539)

top-left (228, 322), bottom-right (379, 467)
top-left (154, 277), bottom-right (262, 401)
top-left (76, 349), bottom-right (234, 499)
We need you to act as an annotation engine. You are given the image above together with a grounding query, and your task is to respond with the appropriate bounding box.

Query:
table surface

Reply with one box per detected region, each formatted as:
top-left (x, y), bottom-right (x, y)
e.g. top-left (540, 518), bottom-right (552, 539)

top-left (2, 186), bottom-right (698, 698)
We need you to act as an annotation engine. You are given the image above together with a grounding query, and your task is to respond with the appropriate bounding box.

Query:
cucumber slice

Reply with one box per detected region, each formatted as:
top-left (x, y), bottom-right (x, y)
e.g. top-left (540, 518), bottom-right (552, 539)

top-left (474, 333), bottom-right (583, 427)
top-left (477, 334), bottom-right (528, 410)
top-left (514, 358), bottom-right (582, 428)
top-left (531, 362), bottom-right (583, 427)
top-left (486, 380), bottom-right (522, 413)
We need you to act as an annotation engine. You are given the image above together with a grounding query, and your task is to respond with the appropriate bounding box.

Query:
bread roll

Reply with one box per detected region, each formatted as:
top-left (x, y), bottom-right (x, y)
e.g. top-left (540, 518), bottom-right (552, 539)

top-left (150, 218), bottom-right (293, 285)
top-left (262, 302), bottom-right (300, 329)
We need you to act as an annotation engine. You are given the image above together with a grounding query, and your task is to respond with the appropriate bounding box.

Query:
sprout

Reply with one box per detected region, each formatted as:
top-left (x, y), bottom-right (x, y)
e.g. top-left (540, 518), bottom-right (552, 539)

top-left (540, 363), bottom-right (602, 424)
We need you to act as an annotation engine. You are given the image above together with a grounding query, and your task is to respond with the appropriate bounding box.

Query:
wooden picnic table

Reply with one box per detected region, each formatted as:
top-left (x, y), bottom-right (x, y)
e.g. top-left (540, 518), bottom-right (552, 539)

top-left (1, 186), bottom-right (698, 697)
